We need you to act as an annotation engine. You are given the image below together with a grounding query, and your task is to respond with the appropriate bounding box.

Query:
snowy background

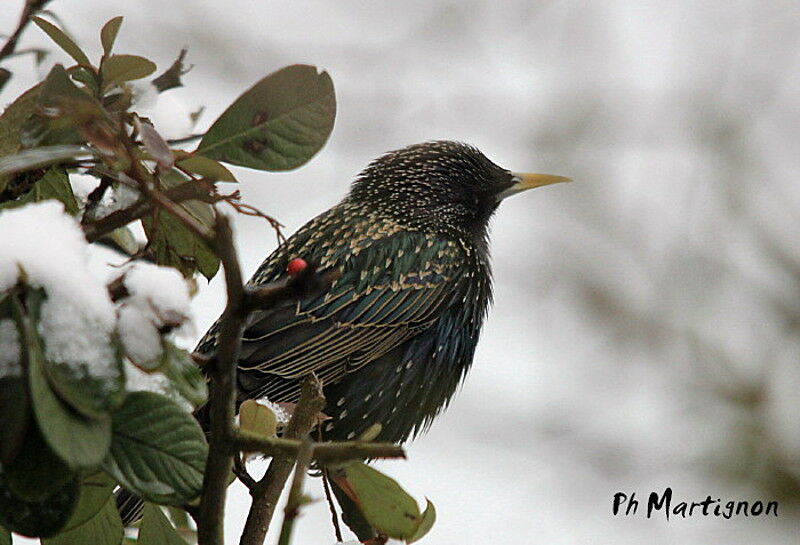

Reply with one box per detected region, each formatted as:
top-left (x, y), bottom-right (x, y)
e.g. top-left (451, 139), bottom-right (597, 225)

top-left (2, 1), bottom-right (799, 543)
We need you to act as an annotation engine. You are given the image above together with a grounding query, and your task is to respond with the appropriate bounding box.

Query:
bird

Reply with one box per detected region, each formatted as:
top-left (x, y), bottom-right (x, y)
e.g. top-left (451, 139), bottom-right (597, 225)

top-left (119, 140), bottom-right (569, 534)
top-left (199, 140), bottom-right (568, 443)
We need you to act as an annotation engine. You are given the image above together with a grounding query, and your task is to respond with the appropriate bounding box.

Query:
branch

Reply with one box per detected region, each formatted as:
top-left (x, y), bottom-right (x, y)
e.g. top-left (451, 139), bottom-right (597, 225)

top-left (166, 133), bottom-right (204, 146)
top-left (277, 439), bottom-right (314, 545)
top-left (322, 468), bottom-right (343, 542)
top-left (233, 432), bottom-right (405, 464)
top-left (142, 183), bottom-right (214, 242)
top-left (239, 376), bottom-right (326, 545)
top-left (196, 214), bottom-right (246, 545)
top-left (0, 0), bottom-right (53, 62)
top-left (223, 198), bottom-right (286, 247)
top-left (82, 180), bottom-right (216, 242)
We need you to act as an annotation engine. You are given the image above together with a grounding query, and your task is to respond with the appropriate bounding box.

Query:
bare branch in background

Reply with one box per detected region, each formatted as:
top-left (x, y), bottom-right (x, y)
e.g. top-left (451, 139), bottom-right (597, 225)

top-left (0, 0), bottom-right (53, 61)
top-left (152, 47), bottom-right (190, 92)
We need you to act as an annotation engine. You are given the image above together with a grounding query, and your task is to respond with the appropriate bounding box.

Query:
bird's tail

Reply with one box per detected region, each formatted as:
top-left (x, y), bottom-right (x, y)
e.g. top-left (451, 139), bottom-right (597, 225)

top-left (115, 487), bottom-right (145, 526)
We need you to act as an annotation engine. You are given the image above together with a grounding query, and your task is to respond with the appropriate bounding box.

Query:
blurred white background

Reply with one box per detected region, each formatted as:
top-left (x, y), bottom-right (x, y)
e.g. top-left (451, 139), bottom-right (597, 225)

top-left (2, 1), bottom-right (799, 543)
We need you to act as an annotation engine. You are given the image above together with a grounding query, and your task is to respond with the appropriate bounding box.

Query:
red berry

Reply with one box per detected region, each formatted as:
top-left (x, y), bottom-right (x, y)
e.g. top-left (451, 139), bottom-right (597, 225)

top-left (287, 258), bottom-right (307, 277)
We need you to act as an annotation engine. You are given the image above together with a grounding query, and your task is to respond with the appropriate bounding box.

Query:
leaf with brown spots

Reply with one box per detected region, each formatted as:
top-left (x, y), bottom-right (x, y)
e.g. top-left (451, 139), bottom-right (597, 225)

top-left (196, 64), bottom-right (335, 172)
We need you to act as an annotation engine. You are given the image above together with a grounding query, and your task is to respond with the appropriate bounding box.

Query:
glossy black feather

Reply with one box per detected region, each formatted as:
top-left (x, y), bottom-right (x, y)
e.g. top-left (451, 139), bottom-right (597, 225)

top-left (196, 140), bottom-right (514, 443)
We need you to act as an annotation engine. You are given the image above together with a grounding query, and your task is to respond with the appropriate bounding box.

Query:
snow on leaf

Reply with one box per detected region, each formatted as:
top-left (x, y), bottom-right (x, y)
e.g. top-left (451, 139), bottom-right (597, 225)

top-left (116, 261), bottom-right (193, 368)
top-left (0, 201), bottom-right (117, 366)
top-left (0, 202), bottom-right (123, 417)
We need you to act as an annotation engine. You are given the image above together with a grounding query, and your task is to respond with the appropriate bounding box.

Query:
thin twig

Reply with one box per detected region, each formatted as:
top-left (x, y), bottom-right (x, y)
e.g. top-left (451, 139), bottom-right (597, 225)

top-left (223, 198), bottom-right (286, 247)
top-left (277, 439), bottom-right (314, 545)
top-left (322, 468), bottom-right (343, 542)
top-left (106, 274), bottom-right (129, 302)
top-left (234, 454), bottom-right (257, 491)
top-left (143, 184), bottom-right (214, 241)
top-left (239, 376), bottom-right (326, 545)
top-left (166, 133), bottom-right (205, 146)
top-left (318, 421), bottom-right (344, 542)
top-left (233, 432), bottom-right (405, 464)
top-left (82, 180), bottom-right (216, 242)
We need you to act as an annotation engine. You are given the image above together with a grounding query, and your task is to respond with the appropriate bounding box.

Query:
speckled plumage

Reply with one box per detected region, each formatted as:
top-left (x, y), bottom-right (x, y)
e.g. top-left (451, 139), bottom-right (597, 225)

top-left (197, 141), bottom-right (523, 443)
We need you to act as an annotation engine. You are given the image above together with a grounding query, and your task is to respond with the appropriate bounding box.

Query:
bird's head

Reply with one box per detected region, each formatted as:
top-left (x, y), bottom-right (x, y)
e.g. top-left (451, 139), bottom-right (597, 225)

top-left (348, 140), bottom-right (570, 241)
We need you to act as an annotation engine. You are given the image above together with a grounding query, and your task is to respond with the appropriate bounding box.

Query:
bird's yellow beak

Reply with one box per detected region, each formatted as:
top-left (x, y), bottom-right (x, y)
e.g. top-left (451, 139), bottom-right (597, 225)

top-left (498, 172), bottom-right (572, 200)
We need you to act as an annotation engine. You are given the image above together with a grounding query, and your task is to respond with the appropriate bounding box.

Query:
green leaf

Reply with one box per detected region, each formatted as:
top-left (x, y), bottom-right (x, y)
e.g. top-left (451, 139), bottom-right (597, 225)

top-left (335, 462), bottom-right (423, 540)
top-left (0, 84), bottom-right (41, 156)
top-left (165, 506), bottom-right (191, 532)
top-left (161, 342), bottom-right (208, 407)
top-left (143, 211), bottom-right (219, 279)
top-left (0, 83), bottom-right (41, 193)
top-left (137, 118), bottom-right (174, 169)
top-left (101, 55), bottom-right (157, 90)
top-left (0, 167), bottom-right (80, 214)
top-left (1, 422), bottom-right (74, 502)
top-left (176, 154), bottom-right (237, 182)
top-left (39, 64), bottom-right (94, 108)
top-left (32, 65), bottom-right (127, 163)
top-left (60, 471), bottom-right (117, 532)
top-left (69, 66), bottom-right (100, 97)
top-left (407, 499), bottom-right (436, 543)
top-left (31, 17), bottom-right (92, 67)
top-left (100, 16), bottom-right (124, 56)
top-left (43, 493), bottom-right (122, 545)
top-left (0, 294), bottom-right (28, 466)
top-left (0, 372), bottom-right (27, 465)
top-left (19, 291), bottom-right (112, 470)
top-left (18, 65), bottom-right (99, 149)
top-left (138, 503), bottom-right (188, 545)
top-left (17, 268), bottom-right (125, 421)
top-left (36, 167), bottom-right (80, 214)
top-left (197, 64), bottom-right (336, 171)
top-left (0, 145), bottom-right (90, 177)
top-left (19, 112), bottom-right (81, 150)
top-left (143, 172), bottom-right (219, 279)
top-left (97, 226), bottom-right (140, 256)
top-left (0, 525), bottom-right (10, 545)
top-left (239, 399), bottom-right (278, 438)
top-left (41, 328), bottom-right (126, 420)
top-left (103, 391), bottom-right (208, 505)
top-left (142, 212), bottom-right (216, 279)
top-left (0, 472), bottom-right (79, 538)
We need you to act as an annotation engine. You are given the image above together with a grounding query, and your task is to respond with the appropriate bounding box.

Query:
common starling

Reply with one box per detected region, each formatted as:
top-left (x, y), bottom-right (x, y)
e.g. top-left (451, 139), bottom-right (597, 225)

top-left (197, 140), bottom-right (569, 443)
top-left (119, 140), bottom-right (568, 530)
